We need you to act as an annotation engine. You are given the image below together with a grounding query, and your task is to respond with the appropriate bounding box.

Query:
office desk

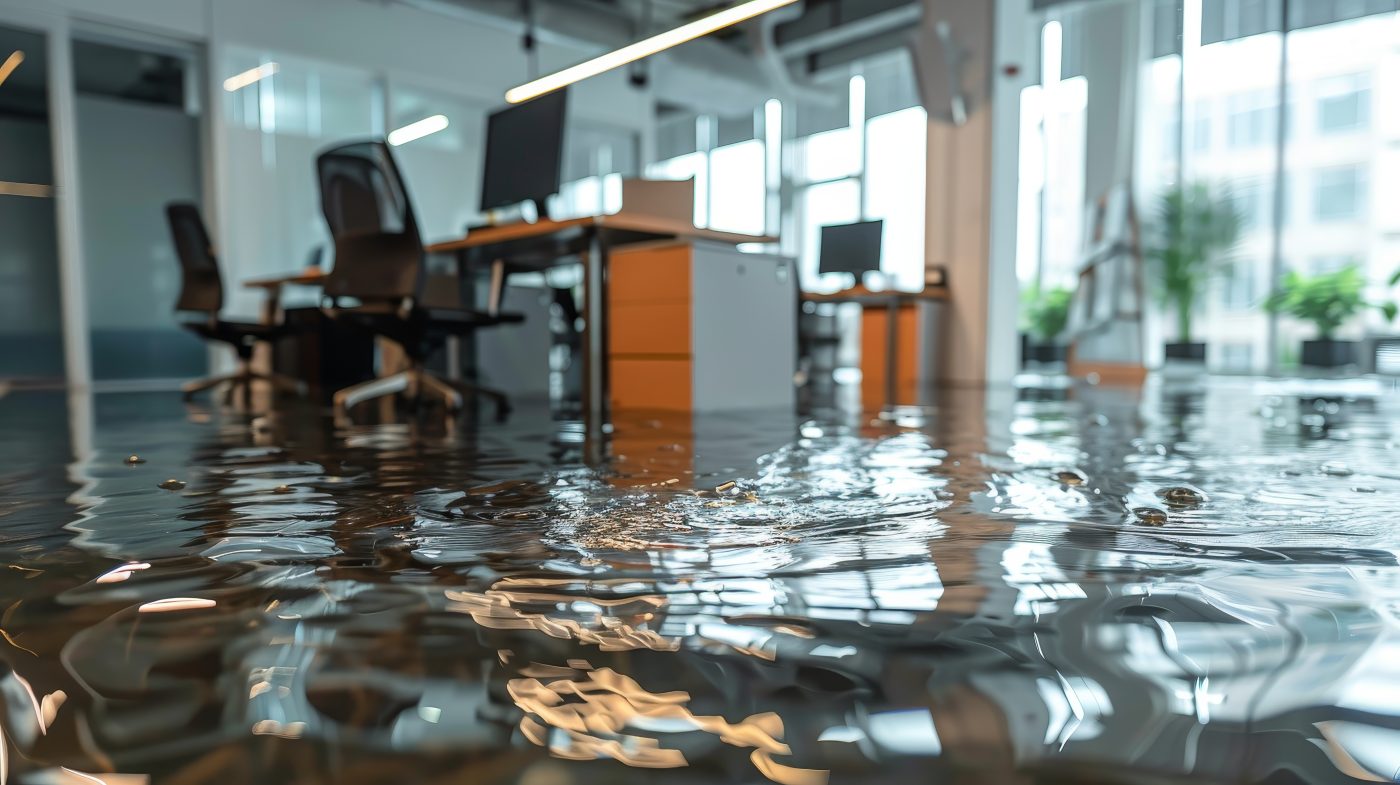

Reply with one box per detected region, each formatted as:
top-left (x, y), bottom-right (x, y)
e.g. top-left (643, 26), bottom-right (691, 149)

top-left (244, 269), bottom-right (327, 324)
top-left (801, 287), bottom-right (948, 409)
top-left (427, 215), bottom-right (777, 436)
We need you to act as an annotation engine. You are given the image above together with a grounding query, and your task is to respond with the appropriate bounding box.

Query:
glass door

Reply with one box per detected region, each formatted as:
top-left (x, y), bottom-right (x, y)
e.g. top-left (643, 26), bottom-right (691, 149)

top-left (72, 33), bottom-right (207, 381)
top-left (0, 23), bottom-right (65, 384)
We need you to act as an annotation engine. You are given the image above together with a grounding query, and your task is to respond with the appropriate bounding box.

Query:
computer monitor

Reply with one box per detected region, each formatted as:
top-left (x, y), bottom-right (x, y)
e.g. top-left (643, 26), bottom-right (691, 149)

top-left (480, 89), bottom-right (568, 213)
top-left (818, 220), bottom-right (883, 279)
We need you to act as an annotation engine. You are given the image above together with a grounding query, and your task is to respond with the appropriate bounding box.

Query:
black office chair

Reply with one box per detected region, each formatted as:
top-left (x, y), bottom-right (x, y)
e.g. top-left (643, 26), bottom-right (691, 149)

top-left (316, 140), bottom-right (519, 417)
top-left (165, 203), bottom-right (304, 402)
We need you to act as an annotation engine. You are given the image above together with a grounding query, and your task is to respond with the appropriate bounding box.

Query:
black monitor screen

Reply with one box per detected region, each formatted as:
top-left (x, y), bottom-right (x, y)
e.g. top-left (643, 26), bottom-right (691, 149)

top-left (480, 90), bottom-right (568, 212)
top-left (818, 220), bottom-right (883, 276)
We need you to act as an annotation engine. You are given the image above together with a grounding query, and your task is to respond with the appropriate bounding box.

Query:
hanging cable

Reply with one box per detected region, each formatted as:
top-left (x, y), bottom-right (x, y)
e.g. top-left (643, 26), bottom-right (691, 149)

top-left (521, 0), bottom-right (540, 81)
top-left (628, 0), bottom-right (653, 89)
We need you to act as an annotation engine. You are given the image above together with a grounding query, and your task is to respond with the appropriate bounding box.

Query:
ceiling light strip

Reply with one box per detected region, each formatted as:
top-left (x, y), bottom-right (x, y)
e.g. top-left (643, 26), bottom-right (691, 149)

top-left (223, 62), bottom-right (279, 92)
top-left (388, 114), bottom-right (450, 146)
top-left (504, 0), bottom-right (798, 104)
top-left (0, 50), bottom-right (24, 89)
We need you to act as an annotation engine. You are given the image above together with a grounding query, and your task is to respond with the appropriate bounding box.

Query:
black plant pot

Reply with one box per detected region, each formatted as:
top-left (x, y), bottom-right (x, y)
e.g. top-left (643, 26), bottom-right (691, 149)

top-left (1026, 343), bottom-right (1067, 364)
top-left (1301, 339), bottom-right (1357, 368)
top-left (1164, 342), bottom-right (1206, 362)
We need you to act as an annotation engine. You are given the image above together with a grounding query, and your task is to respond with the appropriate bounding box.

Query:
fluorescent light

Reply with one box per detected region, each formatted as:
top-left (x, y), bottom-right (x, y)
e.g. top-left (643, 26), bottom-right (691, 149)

top-left (0, 181), bottom-right (54, 198)
top-left (388, 114), bottom-right (449, 146)
top-left (505, 0), bottom-right (799, 103)
top-left (223, 62), bottom-right (279, 92)
top-left (0, 50), bottom-right (23, 89)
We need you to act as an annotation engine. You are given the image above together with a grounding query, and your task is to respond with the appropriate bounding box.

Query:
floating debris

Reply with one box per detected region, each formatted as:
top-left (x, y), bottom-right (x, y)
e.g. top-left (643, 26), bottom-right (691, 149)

top-left (1155, 485), bottom-right (1208, 509)
top-left (1320, 462), bottom-right (1354, 477)
top-left (1352, 485), bottom-right (1377, 494)
top-left (157, 479), bottom-right (187, 491)
top-left (124, 454), bottom-right (146, 465)
top-left (1054, 469), bottom-right (1088, 486)
top-left (1132, 507), bottom-right (1169, 525)
top-left (272, 484), bottom-right (295, 494)
top-left (715, 481), bottom-right (737, 494)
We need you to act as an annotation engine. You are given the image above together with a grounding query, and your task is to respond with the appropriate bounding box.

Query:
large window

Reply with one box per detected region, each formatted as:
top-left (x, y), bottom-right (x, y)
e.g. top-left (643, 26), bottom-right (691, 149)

top-left (793, 62), bottom-right (927, 292)
top-left (1312, 165), bottom-right (1365, 222)
top-left (645, 107), bottom-right (767, 234)
top-left (553, 122), bottom-right (638, 221)
top-left (1226, 91), bottom-right (1277, 149)
top-left (646, 54), bottom-right (927, 294)
top-left (1026, 0), bottom-right (1397, 374)
top-left (1316, 73), bottom-right (1370, 133)
top-left (1279, 9), bottom-right (1391, 353)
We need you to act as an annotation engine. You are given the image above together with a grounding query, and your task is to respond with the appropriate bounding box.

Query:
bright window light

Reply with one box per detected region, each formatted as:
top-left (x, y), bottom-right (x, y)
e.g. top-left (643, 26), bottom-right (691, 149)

top-left (0, 50), bottom-right (23, 89)
top-left (223, 62), bottom-right (279, 92)
top-left (505, 0), bottom-right (798, 103)
top-left (388, 114), bottom-right (450, 146)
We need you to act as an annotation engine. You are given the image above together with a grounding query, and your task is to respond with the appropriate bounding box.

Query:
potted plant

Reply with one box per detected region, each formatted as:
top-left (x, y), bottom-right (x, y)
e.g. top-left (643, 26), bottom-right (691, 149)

top-left (1265, 265), bottom-right (1397, 368)
top-left (1021, 284), bottom-right (1073, 364)
top-left (1146, 183), bottom-right (1242, 362)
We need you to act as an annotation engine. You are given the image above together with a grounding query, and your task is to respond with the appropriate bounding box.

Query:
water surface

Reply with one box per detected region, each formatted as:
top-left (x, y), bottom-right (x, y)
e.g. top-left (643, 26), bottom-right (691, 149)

top-left (2, 379), bottom-right (1399, 784)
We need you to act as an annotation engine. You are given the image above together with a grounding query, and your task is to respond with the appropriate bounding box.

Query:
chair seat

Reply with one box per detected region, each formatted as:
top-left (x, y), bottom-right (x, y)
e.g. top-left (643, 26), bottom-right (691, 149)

top-left (180, 319), bottom-right (288, 345)
top-left (423, 307), bottom-right (526, 329)
top-left (328, 305), bottom-right (523, 362)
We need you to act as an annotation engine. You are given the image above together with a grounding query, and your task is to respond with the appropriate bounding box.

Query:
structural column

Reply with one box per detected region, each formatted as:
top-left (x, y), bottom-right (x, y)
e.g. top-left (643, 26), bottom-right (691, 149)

top-left (918, 0), bottom-right (1031, 385)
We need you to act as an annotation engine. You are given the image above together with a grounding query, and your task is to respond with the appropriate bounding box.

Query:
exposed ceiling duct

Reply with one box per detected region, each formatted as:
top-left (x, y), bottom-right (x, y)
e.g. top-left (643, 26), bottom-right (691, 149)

top-left (388, 0), bottom-right (921, 116)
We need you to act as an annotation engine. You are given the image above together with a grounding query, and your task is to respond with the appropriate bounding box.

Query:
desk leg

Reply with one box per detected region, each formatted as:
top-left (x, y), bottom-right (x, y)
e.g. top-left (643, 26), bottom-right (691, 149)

top-left (581, 226), bottom-right (609, 451)
top-left (250, 285), bottom-right (283, 410)
top-left (884, 299), bottom-right (899, 412)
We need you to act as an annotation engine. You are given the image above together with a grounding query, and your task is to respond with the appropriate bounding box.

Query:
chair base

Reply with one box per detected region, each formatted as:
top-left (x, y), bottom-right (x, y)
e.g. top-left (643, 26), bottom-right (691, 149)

top-left (333, 367), bottom-right (510, 420)
top-left (182, 364), bottom-right (307, 402)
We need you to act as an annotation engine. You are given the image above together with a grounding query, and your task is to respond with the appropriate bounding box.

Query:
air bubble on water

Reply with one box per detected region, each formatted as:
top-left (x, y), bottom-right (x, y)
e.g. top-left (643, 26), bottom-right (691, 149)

top-left (125, 454), bottom-right (146, 465)
top-left (158, 479), bottom-right (186, 491)
top-left (273, 485), bottom-right (294, 494)
top-left (1320, 462), bottom-right (1353, 477)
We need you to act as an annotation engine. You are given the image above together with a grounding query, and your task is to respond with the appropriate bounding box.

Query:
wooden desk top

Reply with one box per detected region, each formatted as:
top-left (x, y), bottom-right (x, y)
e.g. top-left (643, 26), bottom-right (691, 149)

top-left (424, 214), bottom-right (778, 254)
top-left (244, 268), bottom-right (327, 289)
top-left (801, 285), bottom-right (949, 304)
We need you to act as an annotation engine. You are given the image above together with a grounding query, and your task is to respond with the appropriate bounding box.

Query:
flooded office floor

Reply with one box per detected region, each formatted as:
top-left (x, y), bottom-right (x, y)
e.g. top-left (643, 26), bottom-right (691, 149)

top-left (1, 378), bottom-right (1399, 784)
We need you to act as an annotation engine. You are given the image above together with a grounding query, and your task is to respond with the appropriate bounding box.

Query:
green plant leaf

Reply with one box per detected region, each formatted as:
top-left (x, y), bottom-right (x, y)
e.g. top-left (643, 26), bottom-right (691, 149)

top-left (1024, 286), bottom-right (1074, 342)
top-left (1270, 264), bottom-right (1374, 339)
top-left (1146, 182), bottom-right (1243, 343)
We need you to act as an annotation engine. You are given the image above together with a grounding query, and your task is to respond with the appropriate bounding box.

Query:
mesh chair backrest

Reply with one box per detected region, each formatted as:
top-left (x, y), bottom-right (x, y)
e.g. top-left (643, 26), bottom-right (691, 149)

top-left (165, 202), bottom-right (223, 314)
top-left (317, 141), bottom-right (423, 303)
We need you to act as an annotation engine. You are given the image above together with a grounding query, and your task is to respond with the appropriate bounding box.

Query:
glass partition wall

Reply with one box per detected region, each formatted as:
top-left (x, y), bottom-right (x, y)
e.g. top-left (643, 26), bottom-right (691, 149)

top-left (1020, 0), bottom-right (1399, 374)
top-left (0, 24), bottom-right (66, 383)
top-left (74, 36), bottom-right (206, 382)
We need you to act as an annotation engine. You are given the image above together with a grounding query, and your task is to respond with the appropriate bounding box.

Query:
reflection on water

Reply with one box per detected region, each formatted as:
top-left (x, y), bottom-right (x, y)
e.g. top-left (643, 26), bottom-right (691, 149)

top-left (2, 378), bottom-right (1400, 783)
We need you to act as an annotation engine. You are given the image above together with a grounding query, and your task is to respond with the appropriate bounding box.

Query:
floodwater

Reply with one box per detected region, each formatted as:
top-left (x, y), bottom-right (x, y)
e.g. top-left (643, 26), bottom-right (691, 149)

top-left (2, 378), bottom-right (1400, 784)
